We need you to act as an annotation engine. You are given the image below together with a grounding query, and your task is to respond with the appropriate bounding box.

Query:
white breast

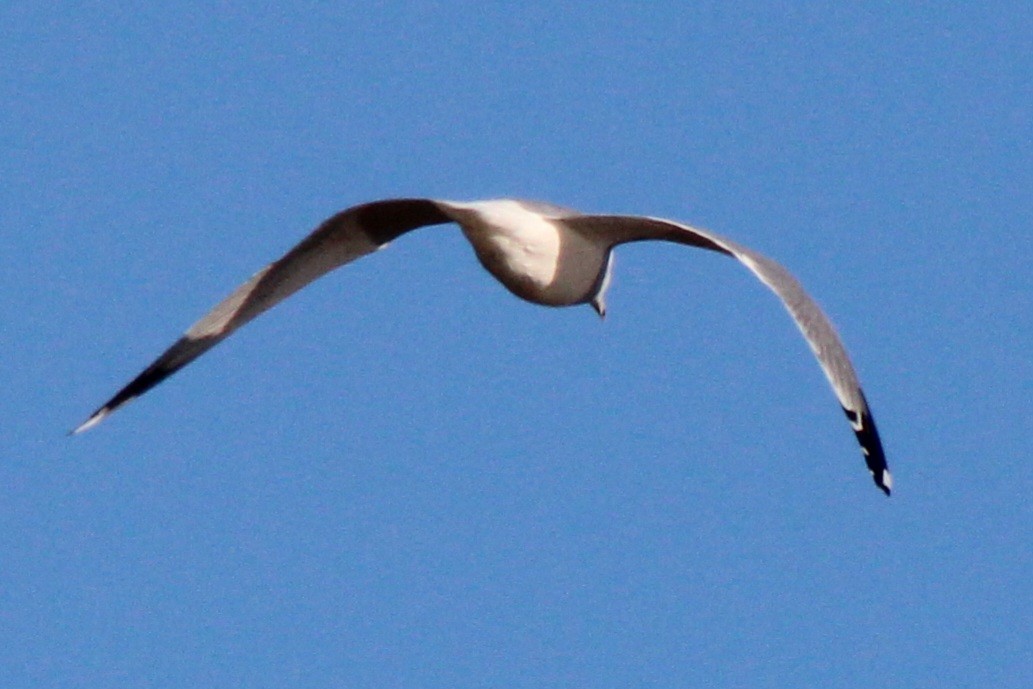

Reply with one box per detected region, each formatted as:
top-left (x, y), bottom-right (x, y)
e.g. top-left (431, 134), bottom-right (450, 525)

top-left (443, 200), bottom-right (608, 306)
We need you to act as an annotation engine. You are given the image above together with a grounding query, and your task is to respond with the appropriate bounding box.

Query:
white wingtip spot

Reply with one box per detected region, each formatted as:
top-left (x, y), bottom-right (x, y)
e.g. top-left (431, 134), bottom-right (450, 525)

top-left (71, 409), bottom-right (110, 435)
top-left (883, 470), bottom-right (893, 492)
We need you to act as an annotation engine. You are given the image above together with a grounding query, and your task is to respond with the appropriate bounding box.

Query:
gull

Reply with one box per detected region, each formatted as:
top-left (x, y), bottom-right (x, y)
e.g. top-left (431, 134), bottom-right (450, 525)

top-left (74, 198), bottom-right (891, 495)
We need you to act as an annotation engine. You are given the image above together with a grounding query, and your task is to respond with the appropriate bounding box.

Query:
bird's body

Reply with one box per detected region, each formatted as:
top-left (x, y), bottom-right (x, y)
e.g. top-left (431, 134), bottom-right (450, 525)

top-left (75, 197), bottom-right (892, 495)
top-left (448, 200), bottom-right (612, 311)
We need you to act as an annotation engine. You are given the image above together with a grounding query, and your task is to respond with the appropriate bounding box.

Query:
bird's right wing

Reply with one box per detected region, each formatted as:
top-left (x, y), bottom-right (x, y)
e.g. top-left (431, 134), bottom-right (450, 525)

top-left (74, 199), bottom-right (451, 433)
top-left (566, 214), bottom-right (891, 495)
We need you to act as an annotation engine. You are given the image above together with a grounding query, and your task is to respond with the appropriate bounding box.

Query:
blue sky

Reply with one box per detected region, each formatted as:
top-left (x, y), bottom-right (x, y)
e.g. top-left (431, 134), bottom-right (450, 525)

top-left (3, 2), bottom-right (1030, 687)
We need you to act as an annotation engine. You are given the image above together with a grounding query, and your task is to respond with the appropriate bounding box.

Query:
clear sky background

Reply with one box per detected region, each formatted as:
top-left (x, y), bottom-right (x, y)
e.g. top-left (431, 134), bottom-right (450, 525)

top-left (3, 3), bottom-right (1030, 687)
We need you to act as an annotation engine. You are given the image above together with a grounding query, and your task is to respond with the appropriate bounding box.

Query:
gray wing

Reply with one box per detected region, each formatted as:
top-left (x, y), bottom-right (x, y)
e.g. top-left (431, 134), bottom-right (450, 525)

top-left (74, 199), bottom-right (451, 433)
top-left (564, 214), bottom-right (892, 495)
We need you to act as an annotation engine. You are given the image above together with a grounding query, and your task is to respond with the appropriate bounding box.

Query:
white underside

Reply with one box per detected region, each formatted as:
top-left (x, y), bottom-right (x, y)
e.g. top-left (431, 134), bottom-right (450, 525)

top-left (442, 199), bottom-right (608, 306)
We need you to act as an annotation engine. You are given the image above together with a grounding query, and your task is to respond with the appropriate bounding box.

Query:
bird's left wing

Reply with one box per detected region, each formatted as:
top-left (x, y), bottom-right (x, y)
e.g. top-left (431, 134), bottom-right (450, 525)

top-left (564, 214), bottom-right (891, 495)
top-left (74, 199), bottom-right (450, 433)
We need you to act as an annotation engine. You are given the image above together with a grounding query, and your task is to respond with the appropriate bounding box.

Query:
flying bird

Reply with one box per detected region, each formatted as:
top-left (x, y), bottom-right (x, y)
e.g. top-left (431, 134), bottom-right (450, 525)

top-left (74, 198), bottom-right (891, 495)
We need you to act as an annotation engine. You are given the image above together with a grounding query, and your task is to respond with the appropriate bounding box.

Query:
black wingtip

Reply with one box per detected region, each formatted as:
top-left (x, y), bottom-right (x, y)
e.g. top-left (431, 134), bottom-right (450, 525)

top-left (71, 385), bottom-right (145, 434)
top-left (843, 402), bottom-right (892, 496)
top-left (71, 334), bottom-right (213, 434)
